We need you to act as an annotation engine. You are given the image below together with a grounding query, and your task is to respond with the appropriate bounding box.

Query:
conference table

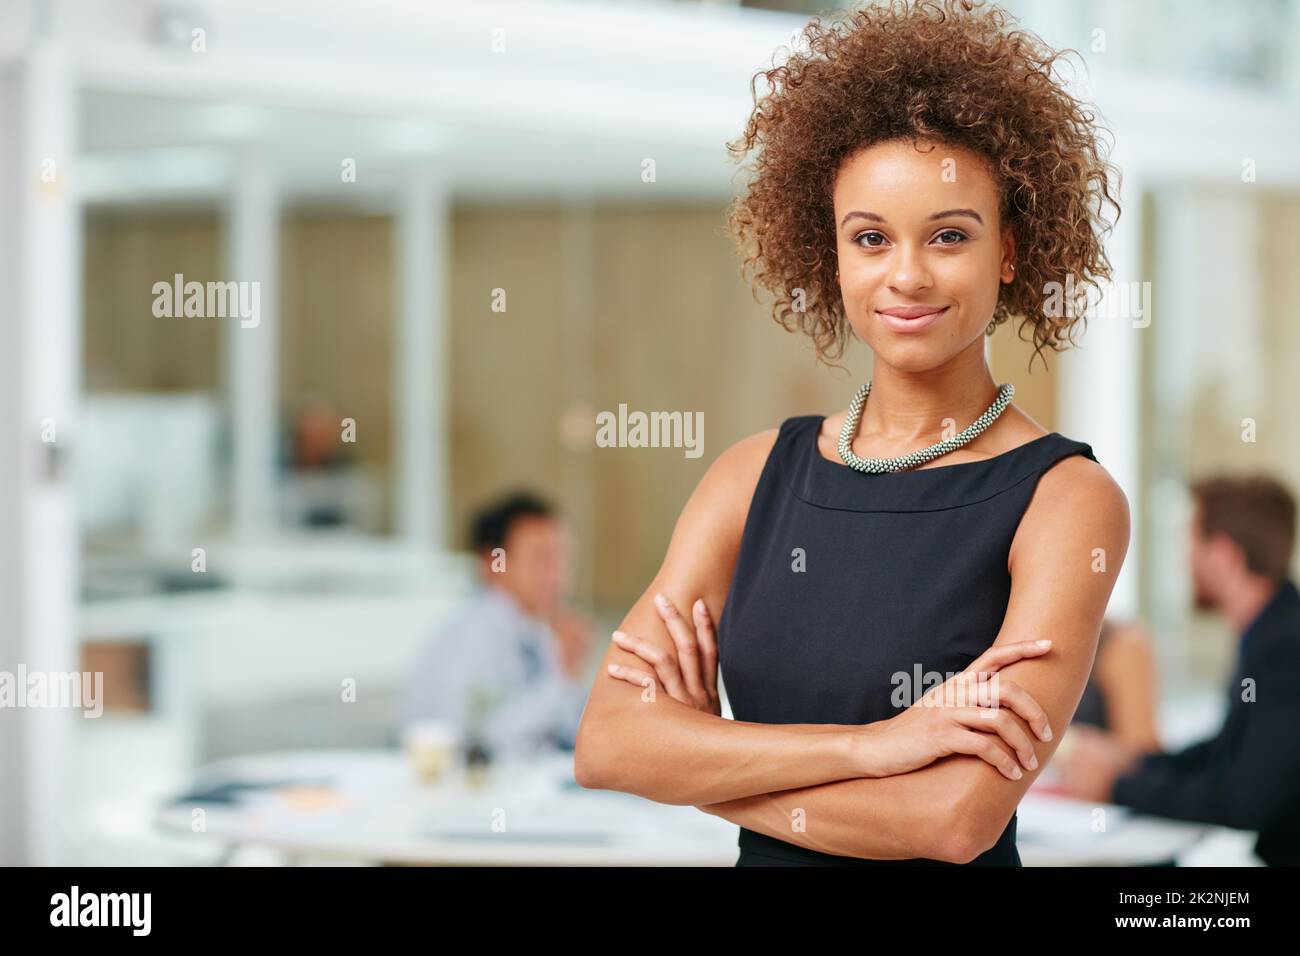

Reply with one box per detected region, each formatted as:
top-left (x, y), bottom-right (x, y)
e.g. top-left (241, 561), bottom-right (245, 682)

top-left (156, 748), bottom-right (1225, 866)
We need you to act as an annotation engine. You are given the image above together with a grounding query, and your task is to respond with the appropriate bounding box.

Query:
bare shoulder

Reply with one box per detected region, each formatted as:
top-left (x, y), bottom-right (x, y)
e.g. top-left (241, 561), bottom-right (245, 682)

top-left (682, 426), bottom-right (780, 533)
top-left (1038, 452), bottom-right (1129, 517)
top-left (651, 425), bottom-right (781, 609)
top-left (705, 426), bottom-right (780, 492)
top-left (1012, 452), bottom-right (1131, 570)
top-left (675, 423), bottom-right (782, 518)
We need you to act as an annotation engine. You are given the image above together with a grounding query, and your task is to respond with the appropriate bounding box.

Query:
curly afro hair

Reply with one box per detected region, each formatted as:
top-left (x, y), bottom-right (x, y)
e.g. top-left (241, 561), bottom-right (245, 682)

top-left (724, 0), bottom-right (1121, 371)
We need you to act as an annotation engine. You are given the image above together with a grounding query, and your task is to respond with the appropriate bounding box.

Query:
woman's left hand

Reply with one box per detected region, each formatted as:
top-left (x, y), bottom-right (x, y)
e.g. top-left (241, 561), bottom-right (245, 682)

top-left (605, 593), bottom-right (721, 716)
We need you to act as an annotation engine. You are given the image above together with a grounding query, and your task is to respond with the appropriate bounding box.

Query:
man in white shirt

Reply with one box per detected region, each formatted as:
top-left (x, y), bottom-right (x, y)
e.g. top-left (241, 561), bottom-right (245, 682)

top-left (403, 492), bottom-right (593, 761)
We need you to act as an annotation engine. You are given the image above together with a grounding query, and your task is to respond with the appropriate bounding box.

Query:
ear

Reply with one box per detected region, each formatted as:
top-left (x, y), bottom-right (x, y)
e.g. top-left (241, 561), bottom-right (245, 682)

top-left (1000, 230), bottom-right (1018, 284)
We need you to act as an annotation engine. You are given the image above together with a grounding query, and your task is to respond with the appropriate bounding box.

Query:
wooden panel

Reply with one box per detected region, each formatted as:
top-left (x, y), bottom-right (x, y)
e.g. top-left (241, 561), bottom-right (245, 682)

top-left (587, 202), bottom-right (871, 603)
top-left (280, 212), bottom-right (395, 482)
top-left (446, 202), bottom-right (872, 607)
top-left (87, 204), bottom-right (1070, 611)
top-left (83, 210), bottom-right (221, 392)
top-left (448, 204), bottom-right (572, 554)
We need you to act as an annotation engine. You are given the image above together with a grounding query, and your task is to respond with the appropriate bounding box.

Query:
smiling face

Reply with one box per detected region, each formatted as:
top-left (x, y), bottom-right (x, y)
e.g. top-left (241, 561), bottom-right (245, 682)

top-left (833, 138), bottom-right (1016, 373)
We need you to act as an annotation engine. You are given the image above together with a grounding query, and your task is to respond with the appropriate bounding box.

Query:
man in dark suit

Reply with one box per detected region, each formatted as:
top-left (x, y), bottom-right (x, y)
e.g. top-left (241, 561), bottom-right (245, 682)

top-left (1059, 474), bottom-right (1300, 865)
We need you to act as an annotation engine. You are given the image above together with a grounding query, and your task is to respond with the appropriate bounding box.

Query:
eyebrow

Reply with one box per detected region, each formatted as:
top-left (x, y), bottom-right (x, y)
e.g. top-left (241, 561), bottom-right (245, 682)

top-left (840, 208), bottom-right (985, 228)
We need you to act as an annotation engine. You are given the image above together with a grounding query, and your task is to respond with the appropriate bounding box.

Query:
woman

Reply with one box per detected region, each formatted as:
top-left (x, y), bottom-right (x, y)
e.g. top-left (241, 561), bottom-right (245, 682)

top-left (573, 0), bottom-right (1129, 866)
top-left (1070, 619), bottom-right (1162, 754)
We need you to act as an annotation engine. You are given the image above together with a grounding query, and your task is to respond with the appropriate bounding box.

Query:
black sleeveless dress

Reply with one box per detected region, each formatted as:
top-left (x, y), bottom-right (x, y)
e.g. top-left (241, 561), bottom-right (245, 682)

top-left (716, 414), bottom-right (1098, 866)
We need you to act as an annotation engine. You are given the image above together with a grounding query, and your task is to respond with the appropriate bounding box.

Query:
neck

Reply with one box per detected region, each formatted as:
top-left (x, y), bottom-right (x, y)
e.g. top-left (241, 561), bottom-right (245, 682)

top-left (863, 342), bottom-right (999, 443)
top-left (1221, 575), bottom-right (1281, 635)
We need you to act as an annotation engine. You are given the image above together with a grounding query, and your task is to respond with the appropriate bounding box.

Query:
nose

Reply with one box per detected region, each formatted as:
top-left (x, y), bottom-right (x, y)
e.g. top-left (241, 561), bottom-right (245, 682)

top-left (886, 242), bottom-right (933, 296)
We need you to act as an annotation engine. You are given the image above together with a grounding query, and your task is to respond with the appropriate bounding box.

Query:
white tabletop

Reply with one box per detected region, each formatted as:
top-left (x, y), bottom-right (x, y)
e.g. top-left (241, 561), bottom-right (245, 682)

top-left (157, 749), bottom-right (1222, 866)
top-left (1015, 786), bottom-right (1215, 866)
top-left (157, 749), bottom-right (741, 866)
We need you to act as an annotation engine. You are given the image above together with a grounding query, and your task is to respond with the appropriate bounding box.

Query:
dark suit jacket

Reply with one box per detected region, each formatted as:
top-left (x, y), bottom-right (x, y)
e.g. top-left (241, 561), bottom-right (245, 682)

top-left (1110, 578), bottom-right (1300, 865)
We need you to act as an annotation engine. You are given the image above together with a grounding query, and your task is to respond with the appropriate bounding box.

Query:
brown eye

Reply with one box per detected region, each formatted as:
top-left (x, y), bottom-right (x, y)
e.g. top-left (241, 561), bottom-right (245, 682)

top-left (934, 229), bottom-right (968, 245)
top-left (855, 231), bottom-right (887, 247)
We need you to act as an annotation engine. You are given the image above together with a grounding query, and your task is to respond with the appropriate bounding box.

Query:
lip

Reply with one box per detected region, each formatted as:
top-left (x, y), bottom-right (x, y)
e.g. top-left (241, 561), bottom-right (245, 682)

top-left (876, 306), bottom-right (947, 333)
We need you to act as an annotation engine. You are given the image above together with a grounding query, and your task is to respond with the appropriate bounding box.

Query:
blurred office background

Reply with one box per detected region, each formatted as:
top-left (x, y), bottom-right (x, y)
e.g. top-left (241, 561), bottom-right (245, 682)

top-left (1, 0), bottom-right (1298, 864)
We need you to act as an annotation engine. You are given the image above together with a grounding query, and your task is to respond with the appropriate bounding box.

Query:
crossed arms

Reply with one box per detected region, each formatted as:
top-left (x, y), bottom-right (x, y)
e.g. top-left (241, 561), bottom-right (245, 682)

top-left (573, 428), bottom-right (1130, 862)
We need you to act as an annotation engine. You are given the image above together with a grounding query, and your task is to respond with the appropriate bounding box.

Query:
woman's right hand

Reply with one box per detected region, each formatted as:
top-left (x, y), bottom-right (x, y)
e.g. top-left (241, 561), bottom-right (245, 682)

top-left (856, 640), bottom-right (1056, 781)
top-left (605, 593), bottom-right (722, 716)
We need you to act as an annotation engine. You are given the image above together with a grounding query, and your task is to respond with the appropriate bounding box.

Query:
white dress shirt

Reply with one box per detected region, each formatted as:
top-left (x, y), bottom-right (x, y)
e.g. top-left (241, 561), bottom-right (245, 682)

top-left (402, 586), bottom-right (589, 761)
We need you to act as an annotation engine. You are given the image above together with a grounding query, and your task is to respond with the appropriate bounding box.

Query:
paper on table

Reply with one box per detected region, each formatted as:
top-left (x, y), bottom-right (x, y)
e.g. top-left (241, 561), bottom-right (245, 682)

top-left (1015, 794), bottom-right (1132, 845)
top-left (420, 789), bottom-right (726, 846)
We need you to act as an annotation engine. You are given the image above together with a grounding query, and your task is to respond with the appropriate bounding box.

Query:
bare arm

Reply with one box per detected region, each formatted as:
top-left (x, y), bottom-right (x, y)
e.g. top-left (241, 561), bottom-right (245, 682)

top-left (573, 428), bottom-right (872, 805)
top-left (696, 455), bottom-right (1132, 862)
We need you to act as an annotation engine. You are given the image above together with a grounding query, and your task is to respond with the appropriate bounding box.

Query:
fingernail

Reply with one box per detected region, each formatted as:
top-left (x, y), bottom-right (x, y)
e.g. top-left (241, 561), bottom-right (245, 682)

top-left (1028, 754), bottom-right (1038, 770)
top-left (611, 630), bottom-right (626, 641)
top-left (607, 664), bottom-right (618, 674)
top-left (1012, 767), bottom-right (1023, 779)
top-left (1036, 639), bottom-right (1052, 647)
top-left (654, 593), bottom-right (669, 607)
top-left (1043, 725), bottom-right (1053, 741)
top-left (694, 598), bottom-right (705, 613)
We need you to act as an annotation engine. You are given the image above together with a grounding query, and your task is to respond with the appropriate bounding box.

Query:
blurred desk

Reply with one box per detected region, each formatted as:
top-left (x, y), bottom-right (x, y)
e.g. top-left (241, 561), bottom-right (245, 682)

top-left (157, 749), bottom-right (740, 866)
top-left (1016, 788), bottom-right (1219, 866)
top-left (158, 750), bottom-right (1228, 867)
